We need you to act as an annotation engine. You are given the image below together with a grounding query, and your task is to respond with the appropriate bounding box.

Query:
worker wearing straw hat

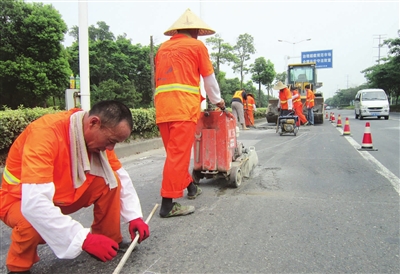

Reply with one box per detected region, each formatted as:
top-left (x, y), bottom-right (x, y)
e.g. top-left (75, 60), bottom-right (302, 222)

top-left (273, 81), bottom-right (293, 116)
top-left (155, 8), bottom-right (225, 218)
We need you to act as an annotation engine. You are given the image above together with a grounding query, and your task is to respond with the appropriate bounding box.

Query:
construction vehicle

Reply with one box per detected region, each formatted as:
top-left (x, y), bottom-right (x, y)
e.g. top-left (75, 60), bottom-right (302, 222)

top-left (266, 62), bottom-right (324, 124)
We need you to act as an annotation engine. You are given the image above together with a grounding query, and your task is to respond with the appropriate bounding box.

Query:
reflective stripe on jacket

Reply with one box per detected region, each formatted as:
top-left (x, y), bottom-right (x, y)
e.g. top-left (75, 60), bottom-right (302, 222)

top-left (279, 88), bottom-right (292, 110)
top-left (306, 89), bottom-right (315, 108)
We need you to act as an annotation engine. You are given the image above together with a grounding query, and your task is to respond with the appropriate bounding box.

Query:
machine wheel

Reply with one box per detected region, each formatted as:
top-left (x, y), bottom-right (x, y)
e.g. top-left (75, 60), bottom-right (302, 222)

top-left (230, 167), bottom-right (242, 188)
top-left (192, 170), bottom-right (202, 184)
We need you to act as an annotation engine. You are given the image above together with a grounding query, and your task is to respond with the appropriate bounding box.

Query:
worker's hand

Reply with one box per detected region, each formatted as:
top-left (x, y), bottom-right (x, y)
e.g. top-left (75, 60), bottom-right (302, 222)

top-left (129, 218), bottom-right (149, 243)
top-left (216, 99), bottom-right (225, 110)
top-left (82, 233), bottom-right (118, 262)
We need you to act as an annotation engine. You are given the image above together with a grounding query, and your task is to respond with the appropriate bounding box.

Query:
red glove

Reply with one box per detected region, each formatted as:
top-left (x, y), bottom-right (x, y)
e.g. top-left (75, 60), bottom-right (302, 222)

top-left (129, 218), bottom-right (149, 243)
top-left (82, 233), bottom-right (118, 262)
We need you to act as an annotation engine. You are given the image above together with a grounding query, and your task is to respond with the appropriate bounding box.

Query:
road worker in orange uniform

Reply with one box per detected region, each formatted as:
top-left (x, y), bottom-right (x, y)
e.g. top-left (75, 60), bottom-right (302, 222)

top-left (155, 9), bottom-right (225, 218)
top-left (231, 89), bottom-right (249, 130)
top-left (244, 93), bottom-right (256, 127)
top-left (273, 81), bottom-right (293, 116)
top-left (290, 85), bottom-right (309, 126)
top-left (305, 84), bottom-right (315, 125)
top-left (0, 101), bottom-right (149, 273)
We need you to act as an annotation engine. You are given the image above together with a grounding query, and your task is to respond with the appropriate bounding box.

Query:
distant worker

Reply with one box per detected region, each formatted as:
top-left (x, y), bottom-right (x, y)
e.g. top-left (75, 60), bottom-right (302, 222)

top-left (273, 81), bottom-right (292, 116)
top-left (290, 85), bottom-right (309, 126)
top-left (231, 89), bottom-right (249, 130)
top-left (155, 9), bottom-right (225, 218)
top-left (305, 84), bottom-right (315, 125)
top-left (244, 93), bottom-right (256, 127)
top-left (0, 100), bottom-right (149, 273)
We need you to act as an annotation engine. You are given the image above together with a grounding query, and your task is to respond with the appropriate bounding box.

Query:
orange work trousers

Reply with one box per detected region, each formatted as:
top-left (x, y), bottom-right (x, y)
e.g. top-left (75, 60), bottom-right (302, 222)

top-left (1, 176), bottom-right (121, 272)
top-left (158, 121), bottom-right (196, 198)
top-left (244, 109), bottom-right (254, 127)
top-left (294, 103), bottom-right (308, 125)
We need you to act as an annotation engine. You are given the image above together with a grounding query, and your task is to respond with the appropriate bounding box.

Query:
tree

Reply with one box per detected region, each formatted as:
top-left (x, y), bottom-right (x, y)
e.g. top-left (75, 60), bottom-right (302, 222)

top-left (205, 34), bottom-right (236, 76)
top-left (232, 33), bottom-right (256, 88)
top-left (250, 57), bottom-right (276, 106)
top-left (362, 38), bottom-right (400, 104)
top-left (67, 22), bottom-right (154, 108)
top-left (0, 0), bottom-right (70, 109)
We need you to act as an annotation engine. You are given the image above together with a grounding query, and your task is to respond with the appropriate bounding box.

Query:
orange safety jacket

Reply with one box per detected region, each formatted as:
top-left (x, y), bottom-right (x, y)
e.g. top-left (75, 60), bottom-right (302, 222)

top-left (0, 109), bottom-right (121, 217)
top-left (246, 96), bottom-right (256, 111)
top-left (154, 34), bottom-right (214, 124)
top-left (279, 88), bottom-right (292, 110)
top-left (306, 89), bottom-right (315, 108)
top-left (292, 90), bottom-right (302, 107)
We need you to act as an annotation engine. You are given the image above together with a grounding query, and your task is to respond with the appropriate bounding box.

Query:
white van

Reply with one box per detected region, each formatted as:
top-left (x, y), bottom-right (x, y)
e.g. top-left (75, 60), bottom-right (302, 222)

top-left (354, 88), bottom-right (389, 120)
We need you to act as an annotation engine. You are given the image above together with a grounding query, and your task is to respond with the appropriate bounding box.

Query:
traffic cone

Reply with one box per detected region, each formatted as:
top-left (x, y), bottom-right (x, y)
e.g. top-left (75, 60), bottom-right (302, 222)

top-left (358, 122), bottom-right (378, 151)
top-left (331, 113), bottom-right (335, 123)
top-left (325, 111), bottom-right (329, 119)
top-left (329, 112), bottom-right (332, 121)
top-left (342, 117), bottom-right (351, 135)
top-left (336, 114), bottom-right (342, 127)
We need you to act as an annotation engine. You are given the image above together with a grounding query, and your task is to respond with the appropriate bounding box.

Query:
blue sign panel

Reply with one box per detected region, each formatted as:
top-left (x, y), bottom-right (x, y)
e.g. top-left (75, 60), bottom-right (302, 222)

top-left (301, 50), bottom-right (333, 69)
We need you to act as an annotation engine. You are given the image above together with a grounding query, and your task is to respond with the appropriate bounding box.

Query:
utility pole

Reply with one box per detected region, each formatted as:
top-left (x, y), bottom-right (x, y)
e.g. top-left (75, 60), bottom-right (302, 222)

top-left (373, 34), bottom-right (387, 64)
top-left (150, 36), bottom-right (155, 107)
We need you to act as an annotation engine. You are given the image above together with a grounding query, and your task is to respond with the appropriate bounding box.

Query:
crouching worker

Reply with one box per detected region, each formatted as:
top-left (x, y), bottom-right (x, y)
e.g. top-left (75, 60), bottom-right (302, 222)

top-left (0, 100), bottom-right (149, 273)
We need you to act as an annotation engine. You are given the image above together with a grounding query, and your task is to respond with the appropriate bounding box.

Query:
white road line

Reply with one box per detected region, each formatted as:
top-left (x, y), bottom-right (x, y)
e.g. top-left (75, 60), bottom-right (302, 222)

top-left (334, 123), bottom-right (400, 195)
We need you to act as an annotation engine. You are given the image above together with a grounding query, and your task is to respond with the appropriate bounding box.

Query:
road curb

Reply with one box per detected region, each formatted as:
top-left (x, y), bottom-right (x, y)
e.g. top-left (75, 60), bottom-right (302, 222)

top-left (115, 138), bottom-right (163, 159)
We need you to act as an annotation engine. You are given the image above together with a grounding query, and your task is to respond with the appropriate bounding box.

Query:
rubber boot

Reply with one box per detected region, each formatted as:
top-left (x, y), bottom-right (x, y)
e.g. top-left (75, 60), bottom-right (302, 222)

top-left (159, 197), bottom-right (173, 217)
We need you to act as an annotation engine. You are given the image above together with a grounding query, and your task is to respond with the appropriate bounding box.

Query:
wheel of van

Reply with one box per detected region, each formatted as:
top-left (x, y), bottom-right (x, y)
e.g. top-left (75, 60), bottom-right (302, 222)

top-left (385, 116), bottom-right (389, 120)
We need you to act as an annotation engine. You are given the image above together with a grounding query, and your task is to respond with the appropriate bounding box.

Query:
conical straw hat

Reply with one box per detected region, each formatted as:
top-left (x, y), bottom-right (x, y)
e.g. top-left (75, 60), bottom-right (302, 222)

top-left (164, 8), bottom-right (215, 36)
top-left (273, 81), bottom-right (287, 90)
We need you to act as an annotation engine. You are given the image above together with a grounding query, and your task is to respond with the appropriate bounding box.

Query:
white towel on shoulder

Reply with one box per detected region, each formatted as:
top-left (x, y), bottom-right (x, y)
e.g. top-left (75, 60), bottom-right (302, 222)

top-left (69, 111), bottom-right (118, 189)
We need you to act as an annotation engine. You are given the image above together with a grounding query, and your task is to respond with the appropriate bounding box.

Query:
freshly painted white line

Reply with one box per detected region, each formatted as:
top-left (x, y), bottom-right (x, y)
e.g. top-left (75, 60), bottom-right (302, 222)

top-left (333, 123), bottom-right (400, 195)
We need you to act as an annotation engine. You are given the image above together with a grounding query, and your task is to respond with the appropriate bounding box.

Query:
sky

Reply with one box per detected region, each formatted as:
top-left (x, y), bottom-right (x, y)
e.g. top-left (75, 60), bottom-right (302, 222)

top-left (30, 0), bottom-right (400, 99)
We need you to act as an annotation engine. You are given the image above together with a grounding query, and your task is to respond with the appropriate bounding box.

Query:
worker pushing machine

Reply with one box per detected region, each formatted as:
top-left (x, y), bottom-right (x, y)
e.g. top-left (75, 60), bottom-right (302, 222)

top-left (154, 9), bottom-right (225, 218)
top-left (0, 101), bottom-right (149, 273)
top-left (273, 81), bottom-right (293, 115)
top-left (290, 85), bottom-right (309, 126)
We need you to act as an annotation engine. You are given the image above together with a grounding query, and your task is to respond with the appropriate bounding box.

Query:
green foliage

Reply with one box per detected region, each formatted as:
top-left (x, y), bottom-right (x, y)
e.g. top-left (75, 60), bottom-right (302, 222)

top-left (250, 57), bottom-right (276, 107)
top-left (0, 106), bottom-right (60, 152)
top-left (67, 22), bottom-right (154, 108)
top-left (206, 34), bottom-right (237, 75)
top-left (232, 33), bottom-right (256, 88)
top-left (361, 38), bottom-right (400, 105)
top-left (90, 80), bottom-right (141, 108)
top-left (0, 0), bottom-right (70, 109)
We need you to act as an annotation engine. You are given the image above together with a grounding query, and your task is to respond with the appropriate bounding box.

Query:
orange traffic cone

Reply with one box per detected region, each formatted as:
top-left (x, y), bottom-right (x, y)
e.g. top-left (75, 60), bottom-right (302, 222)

top-left (329, 112), bottom-right (332, 121)
top-left (331, 113), bottom-right (335, 123)
top-left (342, 117), bottom-right (351, 135)
top-left (358, 122), bottom-right (378, 151)
top-left (336, 114), bottom-right (342, 127)
top-left (325, 111), bottom-right (329, 119)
